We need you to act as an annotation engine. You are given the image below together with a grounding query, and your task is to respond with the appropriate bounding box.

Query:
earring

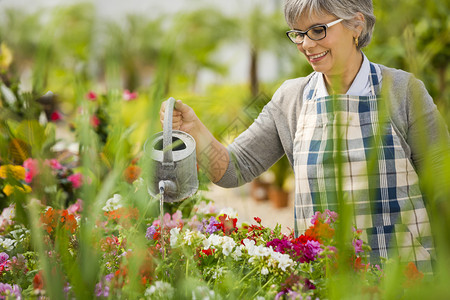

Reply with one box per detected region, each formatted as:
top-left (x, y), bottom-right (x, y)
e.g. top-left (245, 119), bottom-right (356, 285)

top-left (354, 36), bottom-right (359, 47)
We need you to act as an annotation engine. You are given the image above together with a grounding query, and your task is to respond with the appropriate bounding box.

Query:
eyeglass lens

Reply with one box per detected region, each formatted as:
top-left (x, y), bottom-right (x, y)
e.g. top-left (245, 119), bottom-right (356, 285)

top-left (287, 25), bottom-right (326, 43)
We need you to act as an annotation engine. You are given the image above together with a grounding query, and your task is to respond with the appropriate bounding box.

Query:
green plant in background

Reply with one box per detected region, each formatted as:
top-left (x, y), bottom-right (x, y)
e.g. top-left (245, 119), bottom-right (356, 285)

top-left (0, 1), bottom-right (449, 299)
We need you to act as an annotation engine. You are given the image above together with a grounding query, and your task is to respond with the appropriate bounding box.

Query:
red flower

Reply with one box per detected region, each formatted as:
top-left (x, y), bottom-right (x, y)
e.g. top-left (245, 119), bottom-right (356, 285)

top-left (254, 217), bottom-right (262, 224)
top-left (86, 91), bottom-right (97, 101)
top-left (91, 115), bottom-right (100, 128)
top-left (33, 271), bottom-right (44, 290)
top-left (214, 214), bottom-right (238, 235)
top-left (50, 111), bottom-right (63, 121)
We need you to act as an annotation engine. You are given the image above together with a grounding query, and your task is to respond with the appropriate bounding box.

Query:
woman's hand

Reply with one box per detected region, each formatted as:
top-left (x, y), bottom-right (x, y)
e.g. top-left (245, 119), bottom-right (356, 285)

top-left (159, 99), bottom-right (198, 134)
top-left (158, 98), bottom-right (229, 183)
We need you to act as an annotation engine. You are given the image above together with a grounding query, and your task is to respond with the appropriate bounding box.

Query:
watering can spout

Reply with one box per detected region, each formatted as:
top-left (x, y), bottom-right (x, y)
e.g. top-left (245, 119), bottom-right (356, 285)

top-left (159, 180), bottom-right (177, 195)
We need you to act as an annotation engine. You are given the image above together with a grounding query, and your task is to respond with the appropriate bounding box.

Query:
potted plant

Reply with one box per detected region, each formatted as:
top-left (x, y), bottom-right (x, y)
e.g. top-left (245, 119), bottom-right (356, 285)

top-left (267, 155), bottom-right (292, 208)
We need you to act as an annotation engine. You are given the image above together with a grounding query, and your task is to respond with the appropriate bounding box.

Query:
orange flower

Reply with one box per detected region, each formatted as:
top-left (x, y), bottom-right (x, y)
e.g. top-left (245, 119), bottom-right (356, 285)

top-left (124, 165), bottom-right (141, 184)
top-left (305, 220), bottom-right (335, 243)
top-left (403, 262), bottom-right (424, 287)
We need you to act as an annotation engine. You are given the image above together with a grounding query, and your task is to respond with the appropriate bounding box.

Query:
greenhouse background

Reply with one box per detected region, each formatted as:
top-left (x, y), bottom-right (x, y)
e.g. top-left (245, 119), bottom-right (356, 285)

top-left (0, 0), bottom-right (449, 298)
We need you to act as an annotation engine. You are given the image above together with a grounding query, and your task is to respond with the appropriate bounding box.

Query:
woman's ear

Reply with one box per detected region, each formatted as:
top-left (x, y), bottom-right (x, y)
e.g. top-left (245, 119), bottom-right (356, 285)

top-left (354, 12), bottom-right (365, 37)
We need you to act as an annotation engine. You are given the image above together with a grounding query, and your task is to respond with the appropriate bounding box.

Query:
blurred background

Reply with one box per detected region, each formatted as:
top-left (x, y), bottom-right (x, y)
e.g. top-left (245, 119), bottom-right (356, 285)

top-left (0, 0), bottom-right (448, 231)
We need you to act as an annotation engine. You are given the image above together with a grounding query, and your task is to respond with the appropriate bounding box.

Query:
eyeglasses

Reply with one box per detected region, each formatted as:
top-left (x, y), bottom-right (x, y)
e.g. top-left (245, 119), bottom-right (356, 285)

top-left (286, 19), bottom-right (343, 44)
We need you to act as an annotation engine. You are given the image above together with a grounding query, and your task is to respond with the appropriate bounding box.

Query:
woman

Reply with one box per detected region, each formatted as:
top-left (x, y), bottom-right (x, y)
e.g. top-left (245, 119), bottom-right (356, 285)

top-left (160, 0), bottom-right (449, 274)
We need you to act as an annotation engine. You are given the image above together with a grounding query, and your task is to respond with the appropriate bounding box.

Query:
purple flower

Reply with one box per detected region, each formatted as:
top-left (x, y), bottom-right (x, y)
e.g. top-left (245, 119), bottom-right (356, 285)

top-left (0, 253), bottom-right (9, 264)
top-left (303, 240), bottom-right (323, 261)
top-left (266, 238), bottom-right (293, 254)
top-left (311, 209), bottom-right (338, 225)
top-left (95, 274), bottom-right (114, 297)
top-left (0, 283), bottom-right (21, 298)
top-left (205, 217), bottom-right (219, 234)
top-left (353, 239), bottom-right (363, 253)
top-left (146, 225), bottom-right (157, 240)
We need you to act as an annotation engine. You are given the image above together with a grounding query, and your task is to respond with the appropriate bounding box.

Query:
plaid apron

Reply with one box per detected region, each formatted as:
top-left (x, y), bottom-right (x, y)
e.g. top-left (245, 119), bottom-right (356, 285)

top-left (293, 64), bottom-right (434, 273)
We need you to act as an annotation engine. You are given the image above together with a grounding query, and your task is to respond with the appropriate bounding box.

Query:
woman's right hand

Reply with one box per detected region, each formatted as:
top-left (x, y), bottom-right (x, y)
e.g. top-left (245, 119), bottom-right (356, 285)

top-left (159, 99), bottom-right (199, 135)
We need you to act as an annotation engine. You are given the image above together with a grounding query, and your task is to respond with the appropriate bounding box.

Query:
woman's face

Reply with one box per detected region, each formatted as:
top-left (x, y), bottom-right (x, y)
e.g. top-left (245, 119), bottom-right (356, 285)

top-left (293, 12), bottom-right (360, 78)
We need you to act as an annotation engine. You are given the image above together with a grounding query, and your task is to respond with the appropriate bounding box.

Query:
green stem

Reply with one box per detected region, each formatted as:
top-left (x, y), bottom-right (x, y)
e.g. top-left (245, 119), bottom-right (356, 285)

top-left (252, 276), bottom-right (275, 298)
top-left (239, 267), bottom-right (258, 284)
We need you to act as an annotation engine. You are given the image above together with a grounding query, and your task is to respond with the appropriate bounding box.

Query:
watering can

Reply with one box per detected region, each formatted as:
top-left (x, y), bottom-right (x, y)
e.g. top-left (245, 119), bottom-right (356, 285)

top-left (145, 97), bottom-right (199, 202)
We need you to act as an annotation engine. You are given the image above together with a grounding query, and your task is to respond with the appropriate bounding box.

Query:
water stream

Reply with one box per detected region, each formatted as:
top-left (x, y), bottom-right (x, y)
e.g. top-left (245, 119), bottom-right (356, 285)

top-left (159, 189), bottom-right (165, 259)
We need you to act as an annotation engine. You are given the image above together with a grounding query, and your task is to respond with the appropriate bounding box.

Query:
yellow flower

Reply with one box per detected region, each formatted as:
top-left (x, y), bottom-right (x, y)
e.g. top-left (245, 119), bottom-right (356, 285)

top-left (0, 43), bottom-right (13, 72)
top-left (0, 165), bottom-right (26, 180)
top-left (2, 183), bottom-right (31, 196)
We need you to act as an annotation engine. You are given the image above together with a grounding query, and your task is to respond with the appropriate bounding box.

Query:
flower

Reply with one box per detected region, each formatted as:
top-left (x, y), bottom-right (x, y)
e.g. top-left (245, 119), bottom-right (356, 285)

top-left (0, 165), bottom-right (25, 180)
top-left (122, 90), bottom-right (138, 101)
top-left (86, 91), bottom-right (97, 101)
top-left (91, 115), bottom-right (100, 128)
top-left (145, 226), bottom-right (157, 240)
top-left (353, 238), bottom-right (364, 254)
top-left (145, 281), bottom-right (174, 299)
top-left (67, 173), bottom-right (83, 189)
top-left (50, 111), bottom-right (63, 122)
top-left (67, 199), bottom-right (83, 215)
top-left (103, 194), bottom-right (123, 212)
top-left (0, 283), bottom-right (21, 299)
top-left (123, 165), bottom-right (141, 184)
top-left (23, 158), bottom-right (39, 184)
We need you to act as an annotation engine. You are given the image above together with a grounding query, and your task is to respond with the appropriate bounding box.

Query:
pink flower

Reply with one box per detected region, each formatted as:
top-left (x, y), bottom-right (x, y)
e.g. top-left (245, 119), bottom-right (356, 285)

top-left (123, 90), bottom-right (138, 101)
top-left (152, 210), bottom-right (183, 228)
top-left (86, 91), bottom-right (97, 101)
top-left (23, 158), bottom-right (39, 183)
top-left (353, 238), bottom-right (364, 254)
top-left (50, 111), bottom-right (63, 121)
top-left (68, 199), bottom-right (83, 215)
top-left (46, 159), bottom-right (63, 170)
top-left (68, 173), bottom-right (83, 189)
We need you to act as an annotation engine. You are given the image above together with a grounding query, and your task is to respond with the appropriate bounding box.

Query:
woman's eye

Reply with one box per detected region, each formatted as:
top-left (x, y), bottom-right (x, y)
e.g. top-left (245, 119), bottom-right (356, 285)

top-left (311, 28), bottom-right (325, 35)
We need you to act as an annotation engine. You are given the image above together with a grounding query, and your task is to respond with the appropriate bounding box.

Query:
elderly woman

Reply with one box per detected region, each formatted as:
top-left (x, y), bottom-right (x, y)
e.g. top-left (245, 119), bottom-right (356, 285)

top-left (160, 0), bottom-right (449, 274)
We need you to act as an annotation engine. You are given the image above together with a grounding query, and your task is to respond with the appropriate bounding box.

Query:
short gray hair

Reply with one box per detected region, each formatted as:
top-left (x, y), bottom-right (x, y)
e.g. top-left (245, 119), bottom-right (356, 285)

top-left (283, 0), bottom-right (375, 49)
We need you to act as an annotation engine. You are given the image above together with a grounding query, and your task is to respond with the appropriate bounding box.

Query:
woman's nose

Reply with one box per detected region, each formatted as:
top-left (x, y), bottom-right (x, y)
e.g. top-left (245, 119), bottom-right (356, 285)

top-left (299, 35), bottom-right (316, 51)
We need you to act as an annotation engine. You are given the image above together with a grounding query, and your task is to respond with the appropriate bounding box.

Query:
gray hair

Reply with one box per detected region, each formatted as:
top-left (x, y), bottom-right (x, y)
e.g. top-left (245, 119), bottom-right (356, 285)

top-left (283, 0), bottom-right (375, 49)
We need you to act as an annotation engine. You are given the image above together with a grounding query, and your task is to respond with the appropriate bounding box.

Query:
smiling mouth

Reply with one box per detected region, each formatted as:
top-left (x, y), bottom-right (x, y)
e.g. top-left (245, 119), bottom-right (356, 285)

top-left (309, 51), bottom-right (328, 60)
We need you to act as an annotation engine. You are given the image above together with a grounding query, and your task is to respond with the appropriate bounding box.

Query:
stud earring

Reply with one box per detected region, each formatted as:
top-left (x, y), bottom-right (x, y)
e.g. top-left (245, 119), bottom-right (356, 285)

top-left (354, 36), bottom-right (359, 47)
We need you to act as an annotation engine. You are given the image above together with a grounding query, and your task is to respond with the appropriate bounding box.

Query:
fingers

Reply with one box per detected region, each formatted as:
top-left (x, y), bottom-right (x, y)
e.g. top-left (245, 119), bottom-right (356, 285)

top-left (159, 99), bottom-right (187, 130)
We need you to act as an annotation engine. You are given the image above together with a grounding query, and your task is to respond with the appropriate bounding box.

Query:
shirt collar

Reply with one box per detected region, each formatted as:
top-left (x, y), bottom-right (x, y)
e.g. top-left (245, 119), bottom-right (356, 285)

top-left (315, 52), bottom-right (372, 97)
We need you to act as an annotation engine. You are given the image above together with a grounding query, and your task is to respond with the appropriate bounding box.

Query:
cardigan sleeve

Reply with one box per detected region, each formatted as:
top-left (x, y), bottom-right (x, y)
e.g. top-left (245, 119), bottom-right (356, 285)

top-left (214, 95), bottom-right (286, 188)
top-left (405, 75), bottom-right (450, 176)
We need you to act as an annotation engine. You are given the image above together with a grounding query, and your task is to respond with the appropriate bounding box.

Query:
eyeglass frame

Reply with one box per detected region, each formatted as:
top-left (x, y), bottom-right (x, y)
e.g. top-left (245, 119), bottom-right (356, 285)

top-left (286, 18), bottom-right (344, 44)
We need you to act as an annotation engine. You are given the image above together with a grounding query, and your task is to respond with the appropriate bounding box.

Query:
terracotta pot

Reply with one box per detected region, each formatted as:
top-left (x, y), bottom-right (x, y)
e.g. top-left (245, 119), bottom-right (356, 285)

top-left (250, 178), bottom-right (270, 202)
top-left (268, 186), bottom-right (289, 208)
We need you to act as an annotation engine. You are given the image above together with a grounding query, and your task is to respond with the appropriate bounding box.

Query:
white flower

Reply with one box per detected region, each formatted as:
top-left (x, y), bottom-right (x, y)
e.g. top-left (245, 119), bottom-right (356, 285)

top-left (261, 267), bottom-right (269, 275)
top-left (183, 229), bottom-right (205, 246)
top-left (231, 247), bottom-right (242, 261)
top-left (218, 207), bottom-right (238, 218)
top-left (144, 281), bottom-right (174, 299)
top-left (0, 237), bottom-right (16, 251)
top-left (102, 194), bottom-right (123, 212)
top-left (170, 227), bottom-right (181, 248)
top-left (192, 286), bottom-right (217, 300)
top-left (194, 201), bottom-right (218, 215)
top-left (212, 267), bottom-right (225, 279)
top-left (221, 238), bottom-right (236, 256)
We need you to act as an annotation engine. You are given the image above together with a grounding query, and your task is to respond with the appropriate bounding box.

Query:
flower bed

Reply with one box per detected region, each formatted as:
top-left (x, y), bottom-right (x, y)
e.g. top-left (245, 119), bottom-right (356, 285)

top-left (0, 188), bottom-right (426, 299)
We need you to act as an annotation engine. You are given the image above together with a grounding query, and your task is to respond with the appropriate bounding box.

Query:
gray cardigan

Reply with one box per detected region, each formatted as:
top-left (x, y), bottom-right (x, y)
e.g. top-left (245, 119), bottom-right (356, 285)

top-left (216, 64), bottom-right (450, 188)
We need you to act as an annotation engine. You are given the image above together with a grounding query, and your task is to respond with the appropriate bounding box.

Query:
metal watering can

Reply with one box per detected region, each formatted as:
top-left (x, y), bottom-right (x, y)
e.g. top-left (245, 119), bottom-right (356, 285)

top-left (145, 97), bottom-right (199, 202)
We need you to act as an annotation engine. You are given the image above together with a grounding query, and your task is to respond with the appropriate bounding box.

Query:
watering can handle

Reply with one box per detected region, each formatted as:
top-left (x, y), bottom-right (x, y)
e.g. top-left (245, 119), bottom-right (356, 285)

top-left (163, 97), bottom-right (176, 164)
